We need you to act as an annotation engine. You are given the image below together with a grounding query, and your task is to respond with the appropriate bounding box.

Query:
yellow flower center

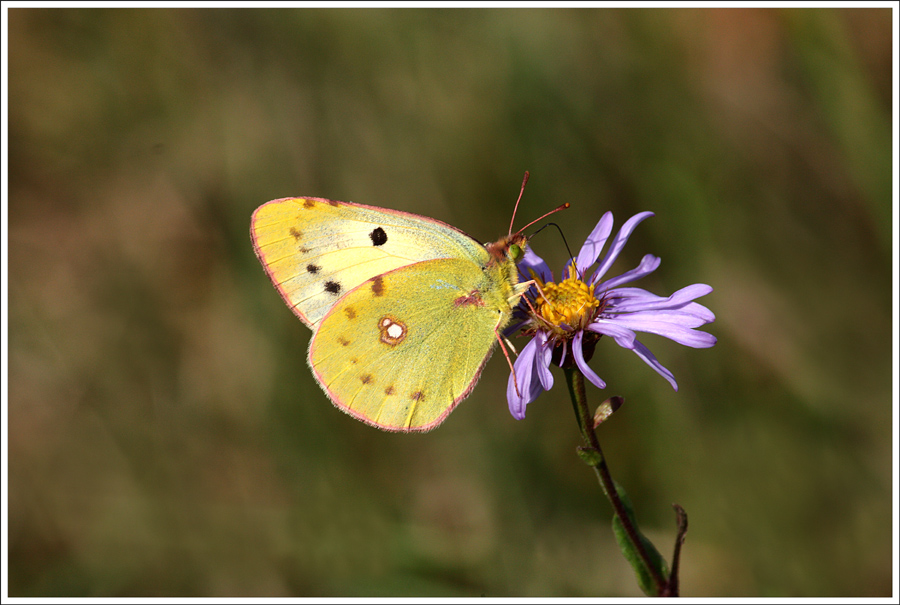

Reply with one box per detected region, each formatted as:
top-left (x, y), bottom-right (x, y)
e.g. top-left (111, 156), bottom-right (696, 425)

top-left (536, 276), bottom-right (600, 328)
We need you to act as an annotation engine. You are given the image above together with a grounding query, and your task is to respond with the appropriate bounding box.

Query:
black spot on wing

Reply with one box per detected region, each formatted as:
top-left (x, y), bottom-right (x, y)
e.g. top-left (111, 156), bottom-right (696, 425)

top-left (325, 281), bottom-right (341, 295)
top-left (370, 227), bottom-right (388, 246)
top-left (306, 264), bottom-right (320, 274)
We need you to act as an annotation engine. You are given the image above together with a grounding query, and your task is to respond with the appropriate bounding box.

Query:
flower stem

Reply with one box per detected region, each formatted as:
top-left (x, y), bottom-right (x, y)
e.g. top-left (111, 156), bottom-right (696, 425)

top-left (564, 367), bottom-right (668, 595)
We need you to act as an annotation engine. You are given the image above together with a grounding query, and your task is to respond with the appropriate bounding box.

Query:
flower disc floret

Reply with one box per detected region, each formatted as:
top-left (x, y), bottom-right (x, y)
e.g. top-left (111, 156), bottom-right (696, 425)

top-left (535, 275), bottom-right (601, 330)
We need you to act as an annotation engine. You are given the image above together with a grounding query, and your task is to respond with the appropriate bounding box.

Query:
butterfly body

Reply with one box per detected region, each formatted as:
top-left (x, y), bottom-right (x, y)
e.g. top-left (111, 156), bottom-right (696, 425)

top-left (251, 197), bottom-right (528, 432)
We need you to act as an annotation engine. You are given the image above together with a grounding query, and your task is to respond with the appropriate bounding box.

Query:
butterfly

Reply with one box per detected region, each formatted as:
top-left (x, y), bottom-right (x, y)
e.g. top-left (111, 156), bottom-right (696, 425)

top-left (250, 174), bottom-right (563, 432)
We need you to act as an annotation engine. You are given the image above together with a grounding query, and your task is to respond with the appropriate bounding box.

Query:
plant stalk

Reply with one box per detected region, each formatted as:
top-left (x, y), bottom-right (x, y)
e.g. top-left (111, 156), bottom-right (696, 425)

top-left (564, 367), bottom-right (667, 595)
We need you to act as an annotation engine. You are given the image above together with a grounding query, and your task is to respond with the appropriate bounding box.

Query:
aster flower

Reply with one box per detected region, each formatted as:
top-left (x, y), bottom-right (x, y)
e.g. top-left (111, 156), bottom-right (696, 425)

top-left (507, 211), bottom-right (716, 420)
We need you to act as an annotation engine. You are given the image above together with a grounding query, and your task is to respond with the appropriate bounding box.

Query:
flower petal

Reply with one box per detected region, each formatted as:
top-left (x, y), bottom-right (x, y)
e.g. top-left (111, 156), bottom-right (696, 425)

top-left (502, 317), bottom-right (529, 339)
top-left (588, 320), bottom-right (637, 349)
top-left (607, 284), bottom-right (714, 320)
top-left (595, 254), bottom-right (660, 292)
top-left (612, 308), bottom-right (714, 330)
top-left (630, 339), bottom-right (679, 390)
top-left (590, 211), bottom-right (655, 285)
top-left (573, 330), bottom-right (607, 389)
top-left (535, 331), bottom-right (554, 391)
top-left (506, 336), bottom-right (545, 419)
top-left (518, 246), bottom-right (553, 284)
top-left (570, 212), bottom-right (614, 278)
top-left (599, 314), bottom-right (717, 348)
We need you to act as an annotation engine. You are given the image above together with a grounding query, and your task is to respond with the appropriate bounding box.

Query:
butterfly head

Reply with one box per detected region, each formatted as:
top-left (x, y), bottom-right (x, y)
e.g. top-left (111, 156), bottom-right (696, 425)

top-left (489, 196), bottom-right (570, 267)
top-left (486, 232), bottom-right (528, 266)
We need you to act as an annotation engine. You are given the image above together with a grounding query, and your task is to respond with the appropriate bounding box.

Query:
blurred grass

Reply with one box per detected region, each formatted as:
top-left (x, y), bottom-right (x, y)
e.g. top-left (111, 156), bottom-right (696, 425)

top-left (6, 7), bottom-right (894, 597)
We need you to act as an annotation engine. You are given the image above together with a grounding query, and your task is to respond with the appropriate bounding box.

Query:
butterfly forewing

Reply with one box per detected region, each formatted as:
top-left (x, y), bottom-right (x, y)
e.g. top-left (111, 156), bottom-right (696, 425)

top-left (251, 197), bottom-right (489, 328)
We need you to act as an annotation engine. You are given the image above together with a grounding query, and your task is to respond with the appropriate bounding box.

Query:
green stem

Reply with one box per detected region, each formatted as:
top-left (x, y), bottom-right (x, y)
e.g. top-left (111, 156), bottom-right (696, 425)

top-left (564, 367), bottom-right (667, 595)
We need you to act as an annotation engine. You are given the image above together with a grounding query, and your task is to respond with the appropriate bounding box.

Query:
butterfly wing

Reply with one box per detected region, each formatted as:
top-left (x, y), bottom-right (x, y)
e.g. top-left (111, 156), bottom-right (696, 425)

top-left (251, 197), bottom-right (489, 328)
top-left (308, 257), bottom-right (516, 432)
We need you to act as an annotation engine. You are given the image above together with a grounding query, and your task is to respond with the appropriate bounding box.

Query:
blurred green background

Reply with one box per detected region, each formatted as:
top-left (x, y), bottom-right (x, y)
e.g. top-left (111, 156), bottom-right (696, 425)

top-left (6, 7), bottom-right (894, 597)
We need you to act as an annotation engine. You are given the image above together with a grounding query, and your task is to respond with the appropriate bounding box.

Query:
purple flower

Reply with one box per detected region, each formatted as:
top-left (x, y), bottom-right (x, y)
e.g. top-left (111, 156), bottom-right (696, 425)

top-left (507, 211), bottom-right (716, 420)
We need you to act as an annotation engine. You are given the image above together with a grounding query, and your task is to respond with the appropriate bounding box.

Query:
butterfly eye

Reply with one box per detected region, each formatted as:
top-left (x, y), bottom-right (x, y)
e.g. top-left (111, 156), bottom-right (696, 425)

top-left (509, 243), bottom-right (524, 262)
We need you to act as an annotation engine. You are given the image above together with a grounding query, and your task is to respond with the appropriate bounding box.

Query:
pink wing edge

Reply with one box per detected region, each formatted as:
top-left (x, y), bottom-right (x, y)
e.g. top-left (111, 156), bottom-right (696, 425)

top-left (308, 338), bottom-right (496, 433)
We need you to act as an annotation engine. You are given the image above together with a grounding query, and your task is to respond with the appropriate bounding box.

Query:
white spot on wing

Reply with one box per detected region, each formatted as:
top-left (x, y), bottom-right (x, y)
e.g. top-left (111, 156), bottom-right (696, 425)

top-left (378, 315), bottom-right (407, 346)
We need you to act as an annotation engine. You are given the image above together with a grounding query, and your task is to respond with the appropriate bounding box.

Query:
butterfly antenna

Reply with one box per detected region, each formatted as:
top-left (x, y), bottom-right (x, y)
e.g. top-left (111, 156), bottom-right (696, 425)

top-left (516, 203), bottom-right (570, 237)
top-left (507, 172), bottom-right (570, 237)
top-left (508, 171), bottom-right (531, 236)
top-left (530, 222), bottom-right (582, 279)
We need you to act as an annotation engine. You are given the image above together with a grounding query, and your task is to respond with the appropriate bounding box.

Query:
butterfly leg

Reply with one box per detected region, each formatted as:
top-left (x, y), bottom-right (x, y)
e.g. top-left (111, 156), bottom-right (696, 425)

top-left (495, 326), bottom-right (524, 399)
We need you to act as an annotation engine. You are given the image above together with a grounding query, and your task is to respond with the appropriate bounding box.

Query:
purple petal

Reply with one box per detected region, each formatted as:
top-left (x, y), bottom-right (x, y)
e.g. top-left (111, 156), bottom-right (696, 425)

top-left (535, 331), bottom-right (554, 391)
top-left (588, 320), bottom-right (637, 349)
top-left (573, 330), bottom-right (607, 389)
top-left (590, 211), bottom-right (655, 285)
top-left (599, 315), bottom-right (717, 348)
top-left (612, 308), bottom-right (714, 330)
top-left (507, 337), bottom-right (545, 419)
top-left (607, 285), bottom-right (714, 320)
top-left (518, 246), bottom-right (553, 284)
top-left (630, 339), bottom-right (679, 390)
top-left (595, 254), bottom-right (661, 292)
top-left (570, 212), bottom-right (614, 278)
top-left (502, 318), bottom-right (529, 338)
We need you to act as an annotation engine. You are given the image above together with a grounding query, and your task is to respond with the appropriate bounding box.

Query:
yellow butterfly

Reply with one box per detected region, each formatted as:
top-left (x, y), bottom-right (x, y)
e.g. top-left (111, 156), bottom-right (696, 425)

top-left (251, 175), bottom-right (559, 432)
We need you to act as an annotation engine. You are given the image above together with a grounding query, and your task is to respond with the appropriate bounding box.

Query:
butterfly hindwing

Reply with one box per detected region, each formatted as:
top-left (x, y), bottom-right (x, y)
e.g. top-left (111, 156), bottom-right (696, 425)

top-left (251, 197), bottom-right (490, 328)
top-left (308, 257), bottom-right (509, 432)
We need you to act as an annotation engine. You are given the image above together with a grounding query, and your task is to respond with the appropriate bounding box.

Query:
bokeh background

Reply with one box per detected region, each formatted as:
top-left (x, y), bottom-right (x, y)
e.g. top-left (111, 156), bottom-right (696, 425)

top-left (6, 7), bottom-right (894, 597)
